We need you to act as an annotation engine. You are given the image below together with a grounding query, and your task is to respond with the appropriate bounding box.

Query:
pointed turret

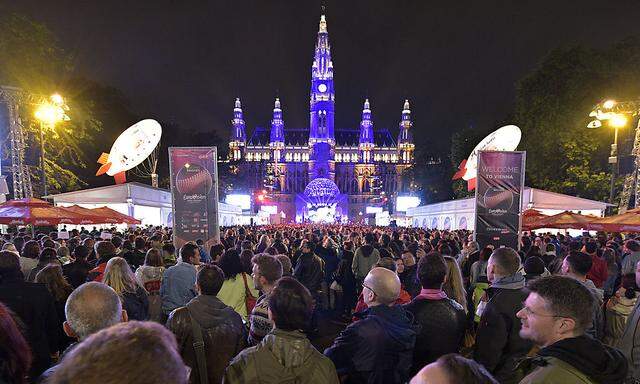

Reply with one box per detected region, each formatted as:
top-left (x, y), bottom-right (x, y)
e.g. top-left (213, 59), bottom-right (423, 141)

top-left (398, 99), bottom-right (415, 164)
top-left (229, 98), bottom-right (246, 161)
top-left (398, 99), bottom-right (413, 144)
top-left (270, 97), bottom-right (285, 144)
top-left (359, 99), bottom-right (374, 146)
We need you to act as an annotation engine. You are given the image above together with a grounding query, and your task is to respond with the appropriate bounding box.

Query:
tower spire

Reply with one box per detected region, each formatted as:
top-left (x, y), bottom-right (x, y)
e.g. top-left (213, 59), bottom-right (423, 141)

top-left (359, 98), bottom-right (374, 145)
top-left (309, 11), bottom-right (335, 145)
top-left (270, 97), bottom-right (285, 144)
top-left (229, 98), bottom-right (246, 161)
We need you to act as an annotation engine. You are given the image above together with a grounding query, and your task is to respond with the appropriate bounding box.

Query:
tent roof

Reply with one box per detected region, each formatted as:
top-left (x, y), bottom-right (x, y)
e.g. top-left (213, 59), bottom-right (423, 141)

top-left (46, 182), bottom-right (172, 208)
top-left (408, 187), bottom-right (610, 216)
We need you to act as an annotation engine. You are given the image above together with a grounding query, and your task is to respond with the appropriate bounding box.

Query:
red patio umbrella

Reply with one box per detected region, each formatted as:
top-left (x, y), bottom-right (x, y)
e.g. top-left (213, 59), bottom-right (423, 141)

top-left (589, 211), bottom-right (640, 232)
top-left (0, 198), bottom-right (87, 225)
top-left (527, 210), bottom-right (599, 230)
top-left (90, 206), bottom-right (141, 225)
top-left (521, 209), bottom-right (548, 231)
top-left (61, 205), bottom-right (121, 225)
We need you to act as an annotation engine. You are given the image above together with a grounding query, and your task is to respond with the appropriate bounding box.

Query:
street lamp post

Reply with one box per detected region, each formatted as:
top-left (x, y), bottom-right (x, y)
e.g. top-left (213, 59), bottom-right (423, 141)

top-left (34, 94), bottom-right (70, 197)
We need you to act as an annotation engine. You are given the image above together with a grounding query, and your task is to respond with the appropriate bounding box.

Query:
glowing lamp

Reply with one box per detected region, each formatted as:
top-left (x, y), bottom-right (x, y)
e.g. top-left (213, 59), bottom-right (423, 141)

top-left (603, 99), bottom-right (616, 109)
top-left (609, 114), bottom-right (627, 128)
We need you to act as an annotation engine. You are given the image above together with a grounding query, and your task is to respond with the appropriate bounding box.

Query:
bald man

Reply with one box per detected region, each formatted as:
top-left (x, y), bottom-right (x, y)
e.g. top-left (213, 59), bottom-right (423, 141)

top-left (325, 267), bottom-right (417, 384)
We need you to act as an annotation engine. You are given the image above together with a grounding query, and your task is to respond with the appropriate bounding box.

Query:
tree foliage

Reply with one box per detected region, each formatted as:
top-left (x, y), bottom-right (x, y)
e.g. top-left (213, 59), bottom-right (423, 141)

top-left (0, 13), bottom-right (102, 195)
top-left (514, 39), bottom-right (640, 201)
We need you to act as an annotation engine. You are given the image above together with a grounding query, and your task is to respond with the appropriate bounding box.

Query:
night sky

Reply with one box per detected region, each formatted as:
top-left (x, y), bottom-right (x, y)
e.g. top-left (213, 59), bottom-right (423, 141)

top-left (5, 1), bottom-right (640, 154)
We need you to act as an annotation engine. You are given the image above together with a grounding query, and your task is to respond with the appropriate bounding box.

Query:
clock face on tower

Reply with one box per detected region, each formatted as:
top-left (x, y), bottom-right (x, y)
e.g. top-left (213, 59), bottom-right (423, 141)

top-left (317, 83), bottom-right (327, 93)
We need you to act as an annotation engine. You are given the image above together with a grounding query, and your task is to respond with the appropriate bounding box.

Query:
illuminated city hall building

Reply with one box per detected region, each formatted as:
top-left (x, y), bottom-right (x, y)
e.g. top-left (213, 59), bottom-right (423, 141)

top-left (227, 13), bottom-right (415, 223)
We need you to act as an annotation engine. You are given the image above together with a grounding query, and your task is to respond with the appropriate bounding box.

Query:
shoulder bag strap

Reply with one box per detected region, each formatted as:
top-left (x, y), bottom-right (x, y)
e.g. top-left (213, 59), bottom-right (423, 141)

top-left (188, 309), bottom-right (209, 384)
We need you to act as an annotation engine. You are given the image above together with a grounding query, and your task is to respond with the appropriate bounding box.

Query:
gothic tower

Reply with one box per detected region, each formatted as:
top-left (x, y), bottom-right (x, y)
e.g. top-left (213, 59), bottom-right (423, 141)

top-left (269, 97), bottom-right (285, 162)
top-left (358, 99), bottom-right (374, 163)
top-left (398, 99), bottom-right (414, 163)
top-left (229, 98), bottom-right (246, 161)
top-left (308, 13), bottom-right (335, 181)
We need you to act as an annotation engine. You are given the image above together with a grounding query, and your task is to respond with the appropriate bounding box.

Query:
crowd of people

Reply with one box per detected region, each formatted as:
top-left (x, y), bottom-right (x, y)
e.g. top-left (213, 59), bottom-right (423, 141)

top-left (1, 224), bottom-right (640, 383)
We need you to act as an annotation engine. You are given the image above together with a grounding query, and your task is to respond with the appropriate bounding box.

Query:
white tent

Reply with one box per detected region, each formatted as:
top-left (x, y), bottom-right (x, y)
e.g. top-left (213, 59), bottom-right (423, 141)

top-left (47, 182), bottom-right (241, 227)
top-left (407, 187), bottom-right (610, 231)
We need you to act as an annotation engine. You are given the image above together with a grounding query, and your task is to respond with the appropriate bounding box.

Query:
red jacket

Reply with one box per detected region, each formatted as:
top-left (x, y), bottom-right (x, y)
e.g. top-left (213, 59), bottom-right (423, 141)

top-left (586, 254), bottom-right (608, 288)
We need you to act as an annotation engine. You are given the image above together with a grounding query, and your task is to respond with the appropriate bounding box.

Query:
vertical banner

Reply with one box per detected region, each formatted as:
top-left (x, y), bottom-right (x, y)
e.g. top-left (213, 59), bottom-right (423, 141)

top-left (474, 151), bottom-right (526, 250)
top-left (169, 147), bottom-right (219, 253)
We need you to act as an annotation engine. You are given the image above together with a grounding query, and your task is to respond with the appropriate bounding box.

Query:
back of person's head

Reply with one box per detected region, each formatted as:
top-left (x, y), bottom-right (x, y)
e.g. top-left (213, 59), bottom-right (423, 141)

top-left (364, 232), bottom-right (375, 245)
top-left (0, 250), bottom-right (20, 275)
top-left (418, 252), bottom-right (447, 289)
top-left (22, 240), bottom-right (40, 259)
top-left (268, 277), bottom-right (313, 331)
top-left (144, 249), bottom-right (163, 267)
top-left (626, 239), bottom-right (640, 253)
top-left (102, 257), bottom-right (137, 295)
top-left (218, 249), bottom-right (243, 279)
top-left (527, 276), bottom-right (594, 335)
top-left (65, 282), bottom-right (123, 340)
top-left (364, 267), bottom-right (401, 305)
top-left (35, 264), bottom-right (71, 301)
top-left (134, 237), bottom-right (146, 250)
top-left (94, 241), bottom-right (116, 261)
top-left (0, 302), bottom-right (32, 384)
top-left (50, 321), bottom-right (187, 384)
top-left (523, 256), bottom-right (545, 276)
top-left (564, 251), bottom-right (592, 276)
top-left (583, 241), bottom-right (598, 255)
top-left (489, 247), bottom-right (520, 277)
top-left (252, 254), bottom-right (283, 284)
top-left (162, 243), bottom-right (176, 255)
top-left (209, 243), bottom-right (225, 259)
top-left (569, 241), bottom-right (582, 252)
top-left (179, 242), bottom-right (198, 263)
top-left (479, 247), bottom-right (493, 261)
top-left (545, 243), bottom-right (556, 253)
top-left (438, 243), bottom-right (452, 256)
top-left (197, 265), bottom-right (225, 296)
top-left (375, 257), bottom-right (397, 272)
top-left (38, 247), bottom-right (58, 263)
top-left (110, 236), bottom-right (123, 250)
top-left (410, 353), bottom-right (498, 384)
top-left (275, 254), bottom-right (292, 276)
top-left (240, 240), bottom-right (252, 251)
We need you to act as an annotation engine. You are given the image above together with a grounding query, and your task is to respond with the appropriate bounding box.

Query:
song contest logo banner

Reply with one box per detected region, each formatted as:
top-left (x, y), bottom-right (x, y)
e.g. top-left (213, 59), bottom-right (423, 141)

top-left (169, 147), bottom-right (220, 252)
top-left (474, 151), bottom-right (526, 250)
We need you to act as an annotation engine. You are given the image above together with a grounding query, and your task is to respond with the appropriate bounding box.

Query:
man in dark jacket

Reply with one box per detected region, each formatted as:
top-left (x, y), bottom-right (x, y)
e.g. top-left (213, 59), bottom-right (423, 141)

top-left (167, 264), bottom-right (247, 384)
top-left (294, 240), bottom-right (325, 294)
top-left (474, 247), bottom-right (532, 384)
top-left (0, 250), bottom-right (59, 378)
top-left (62, 245), bottom-right (92, 288)
top-left (325, 267), bottom-right (417, 384)
top-left (404, 252), bottom-right (466, 375)
top-left (517, 276), bottom-right (628, 383)
top-left (399, 251), bottom-right (421, 298)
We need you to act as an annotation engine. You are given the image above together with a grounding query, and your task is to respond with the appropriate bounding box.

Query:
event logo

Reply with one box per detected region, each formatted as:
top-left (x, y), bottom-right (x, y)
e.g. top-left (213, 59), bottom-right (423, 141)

top-left (175, 163), bottom-right (213, 195)
top-left (483, 186), bottom-right (514, 211)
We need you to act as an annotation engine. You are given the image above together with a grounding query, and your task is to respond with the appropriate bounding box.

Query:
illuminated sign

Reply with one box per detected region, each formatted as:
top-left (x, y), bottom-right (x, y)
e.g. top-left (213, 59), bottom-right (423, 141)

top-left (260, 205), bottom-right (278, 215)
top-left (366, 206), bottom-right (383, 214)
top-left (225, 194), bottom-right (251, 210)
top-left (396, 196), bottom-right (421, 212)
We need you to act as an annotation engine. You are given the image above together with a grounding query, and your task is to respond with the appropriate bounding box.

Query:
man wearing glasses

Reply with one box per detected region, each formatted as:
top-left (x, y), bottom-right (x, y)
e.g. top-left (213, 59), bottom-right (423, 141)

top-left (516, 275), bottom-right (627, 383)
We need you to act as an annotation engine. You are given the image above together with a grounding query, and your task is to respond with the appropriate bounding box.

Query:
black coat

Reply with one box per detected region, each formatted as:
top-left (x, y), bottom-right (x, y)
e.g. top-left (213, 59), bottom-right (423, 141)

top-left (294, 252), bottom-right (325, 293)
top-left (403, 296), bottom-right (466, 374)
top-left (399, 265), bottom-right (421, 299)
top-left (0, 272), bottom-right (59, 378)
top-left (122, 286), bottom-right (150, 321)
top-left (62, 260), bottom-right (92, 288)
top-left (474, 285), bottom-right (533, 384)
top-left (325, 305), bottom-right (417, 384)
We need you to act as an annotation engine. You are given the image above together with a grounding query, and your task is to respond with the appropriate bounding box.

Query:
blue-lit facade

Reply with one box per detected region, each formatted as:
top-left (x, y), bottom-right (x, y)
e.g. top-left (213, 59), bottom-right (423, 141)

top-left (228, 14), bottom-right (415, 222)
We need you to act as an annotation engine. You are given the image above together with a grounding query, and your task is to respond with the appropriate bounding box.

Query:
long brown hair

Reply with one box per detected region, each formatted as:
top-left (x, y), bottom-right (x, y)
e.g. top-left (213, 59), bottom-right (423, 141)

top-left (35, 264), bottom-right (73, 302)
top-left (0, 302), bottom-right (32, 384)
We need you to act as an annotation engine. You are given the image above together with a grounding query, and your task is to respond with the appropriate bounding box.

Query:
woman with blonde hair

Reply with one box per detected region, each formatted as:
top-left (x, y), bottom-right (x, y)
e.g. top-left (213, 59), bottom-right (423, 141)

top-left (135, 249), bottom-right (165, 322)
top-left (442, 255), bottom-right (468, 313)
top-left (103, 257), bottom-right (149, 321)
top-left (35, 264), bottom-right (74, 353)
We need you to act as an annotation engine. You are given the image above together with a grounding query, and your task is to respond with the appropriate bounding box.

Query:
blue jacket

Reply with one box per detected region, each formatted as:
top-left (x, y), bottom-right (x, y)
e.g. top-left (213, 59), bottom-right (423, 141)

top-left (160, 261), bottom-right (197, 315)
top-left (325, 304), bottom-right (417, 384)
